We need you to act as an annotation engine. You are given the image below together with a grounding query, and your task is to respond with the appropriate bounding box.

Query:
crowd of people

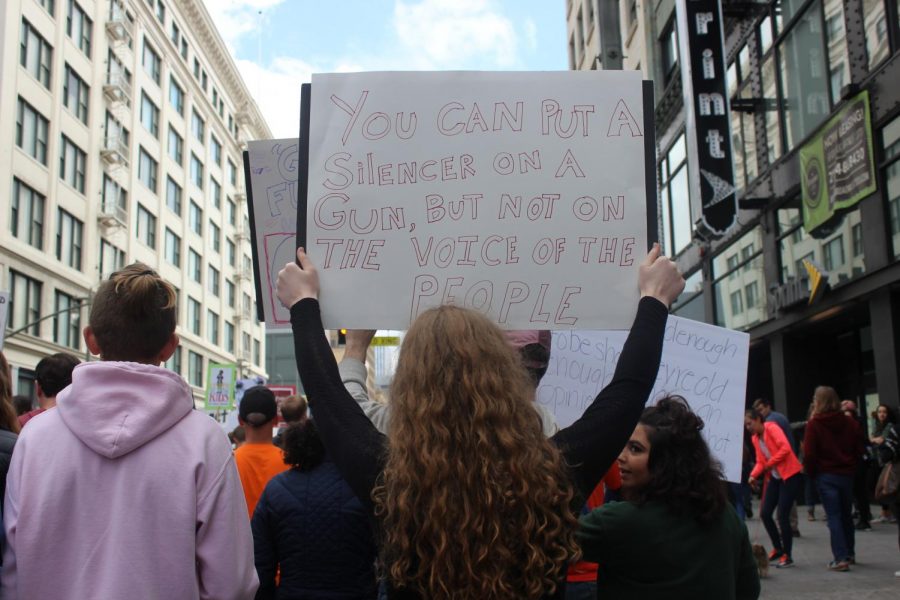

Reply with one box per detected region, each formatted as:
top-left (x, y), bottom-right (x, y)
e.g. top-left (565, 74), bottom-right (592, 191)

top-left (0, 248), bottom-right (894, 598)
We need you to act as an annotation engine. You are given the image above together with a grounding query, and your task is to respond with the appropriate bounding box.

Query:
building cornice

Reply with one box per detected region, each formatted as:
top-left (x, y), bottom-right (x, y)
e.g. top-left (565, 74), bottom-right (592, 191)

top-left (179, 0), bottom-right (272, 140)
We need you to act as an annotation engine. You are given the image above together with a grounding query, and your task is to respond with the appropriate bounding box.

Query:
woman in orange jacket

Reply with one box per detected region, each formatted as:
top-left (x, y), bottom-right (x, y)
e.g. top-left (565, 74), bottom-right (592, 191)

top-left (745, 408), bottom-right (803, 568)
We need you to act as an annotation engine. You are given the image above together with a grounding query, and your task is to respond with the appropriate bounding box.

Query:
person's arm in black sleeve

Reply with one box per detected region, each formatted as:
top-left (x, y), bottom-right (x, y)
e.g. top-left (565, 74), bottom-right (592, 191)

top-left (290, 298), bottom-right (385, 512)
top-left (552, 296), bottom-right (668, 499)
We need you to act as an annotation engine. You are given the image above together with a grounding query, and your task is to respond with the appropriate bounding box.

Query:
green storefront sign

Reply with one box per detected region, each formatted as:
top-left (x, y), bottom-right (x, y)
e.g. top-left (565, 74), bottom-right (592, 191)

top-left (800, 91), bottom-right (877, 233)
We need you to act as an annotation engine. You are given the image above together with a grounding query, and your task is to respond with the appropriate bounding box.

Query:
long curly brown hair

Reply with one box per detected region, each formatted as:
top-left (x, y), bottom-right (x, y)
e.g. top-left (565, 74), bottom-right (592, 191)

top-left (373, 305), bottom-right (579, 599)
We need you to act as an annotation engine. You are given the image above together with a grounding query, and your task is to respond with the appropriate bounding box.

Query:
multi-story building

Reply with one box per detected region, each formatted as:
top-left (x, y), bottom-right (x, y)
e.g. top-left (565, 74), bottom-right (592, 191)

top-left (567, 0), bottom-right (900, 424)
top-left (0, 0), bottom-right (271, 402)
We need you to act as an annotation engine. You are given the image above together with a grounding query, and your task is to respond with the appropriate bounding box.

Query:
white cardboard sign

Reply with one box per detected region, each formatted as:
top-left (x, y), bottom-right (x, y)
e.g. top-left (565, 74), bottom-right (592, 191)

top-left (536, 316), bottom-right (750, 482)
top-left (304, 71), bottom-right (650, 329)
top-left (246, 139), bottom-right (300, 329)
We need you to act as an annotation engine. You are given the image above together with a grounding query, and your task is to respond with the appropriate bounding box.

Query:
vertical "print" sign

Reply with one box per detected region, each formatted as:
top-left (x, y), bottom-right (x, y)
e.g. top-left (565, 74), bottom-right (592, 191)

top-left (676, 0), bottom-right (738, 237)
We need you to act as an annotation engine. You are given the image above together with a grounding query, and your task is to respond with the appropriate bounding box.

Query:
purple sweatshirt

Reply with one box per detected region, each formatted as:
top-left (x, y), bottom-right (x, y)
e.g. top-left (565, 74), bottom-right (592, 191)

top-left (1, 361), bottom-right (258, 599)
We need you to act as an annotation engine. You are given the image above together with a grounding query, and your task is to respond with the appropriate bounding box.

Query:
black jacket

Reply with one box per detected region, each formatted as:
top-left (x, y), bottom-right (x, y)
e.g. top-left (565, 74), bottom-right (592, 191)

top-left (0, 428), bottom-right (18, 511)
top-left (251, 459), bottom-right (377, 599)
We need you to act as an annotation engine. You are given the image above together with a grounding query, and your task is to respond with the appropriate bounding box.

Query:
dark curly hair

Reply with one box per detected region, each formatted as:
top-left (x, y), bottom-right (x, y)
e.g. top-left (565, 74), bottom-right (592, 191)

top-left (282, 419), bottom-right (325, 472)
top-left (630, 396), bottom-right (727, 524)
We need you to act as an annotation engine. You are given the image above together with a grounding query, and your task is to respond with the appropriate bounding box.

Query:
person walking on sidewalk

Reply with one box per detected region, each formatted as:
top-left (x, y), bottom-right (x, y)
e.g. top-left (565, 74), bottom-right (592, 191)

top-left (746, 408), bottom-right (803, 569)
top-left (803, 386), bottom-right (863, 571)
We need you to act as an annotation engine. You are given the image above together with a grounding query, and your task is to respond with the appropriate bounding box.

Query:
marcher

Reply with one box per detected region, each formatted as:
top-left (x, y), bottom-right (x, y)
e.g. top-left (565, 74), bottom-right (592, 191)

top-left (234, 386), bottom-right (289, 519)
top-left (746, 408), bottom-right (803, 568)
top-left (272, 394), bottom-right (307, 447)
top-left (11, 396), bottom-right (31, 418)
top-left (841, 399), bottom-right (873, 530)
top-left (870, 404), bottom-right (897, 524)
top-left (276, 244), bottom-right (684, 599)
top-left (252, 419), bottom-right (377, 599)
top-left (0, 352), bottom-right (19, 568)
top-left (803, 386), bottom-right (863, 571)
top-left (17, 353), bottom-right (79, 427)
top-left (752, 397), bottom-right (801, 537)
top-left (873, 424), bottom-right (900, 576)
top-left (1, 263), bottom-right (257, 599)
top-left (577, 397), bottom-right (759, 599)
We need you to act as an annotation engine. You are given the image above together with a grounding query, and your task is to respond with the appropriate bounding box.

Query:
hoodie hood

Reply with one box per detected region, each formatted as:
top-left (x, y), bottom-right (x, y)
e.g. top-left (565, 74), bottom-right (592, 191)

top-left (57, 361), bottom-right (195, 458)
top-left (813, 410), bottom-right (853, 433)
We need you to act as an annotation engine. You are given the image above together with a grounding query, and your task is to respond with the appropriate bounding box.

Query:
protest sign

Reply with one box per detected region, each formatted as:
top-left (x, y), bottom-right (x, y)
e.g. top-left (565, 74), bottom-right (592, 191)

top-left (300, 71), bottom-right (655, 329)
top-left (245, 139), bottom-right (301, 328)
top-left (206, 363), bottom-right (237, 410)
top-left (536, 316), bottom-right (749, 482)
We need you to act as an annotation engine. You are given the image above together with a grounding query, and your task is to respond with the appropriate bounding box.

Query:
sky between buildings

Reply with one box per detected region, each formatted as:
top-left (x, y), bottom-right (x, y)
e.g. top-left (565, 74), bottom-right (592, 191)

top-left (205, 0), bottom-right (569, 138)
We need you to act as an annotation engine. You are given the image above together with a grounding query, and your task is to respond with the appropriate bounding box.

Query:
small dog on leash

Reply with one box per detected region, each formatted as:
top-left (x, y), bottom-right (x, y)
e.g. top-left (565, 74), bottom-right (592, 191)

top-left (752, 544), bottom-right (769, 578)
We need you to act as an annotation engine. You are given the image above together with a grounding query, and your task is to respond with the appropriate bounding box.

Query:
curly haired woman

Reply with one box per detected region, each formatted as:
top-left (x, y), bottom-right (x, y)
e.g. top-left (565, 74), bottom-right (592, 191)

top-left (577, 397), bottom-right (759, 599)
top-left (277, 244), bottom-right (683, 599)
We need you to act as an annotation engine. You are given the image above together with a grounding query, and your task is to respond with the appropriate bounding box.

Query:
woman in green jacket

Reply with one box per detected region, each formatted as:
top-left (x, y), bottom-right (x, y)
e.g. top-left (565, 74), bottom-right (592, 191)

top-left (577, 397), bottom-right (760, 600)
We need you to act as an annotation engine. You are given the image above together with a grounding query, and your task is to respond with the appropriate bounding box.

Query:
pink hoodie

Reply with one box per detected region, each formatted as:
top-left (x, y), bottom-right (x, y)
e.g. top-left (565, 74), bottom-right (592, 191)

top-left (1, 362), bottom-right (258, 599)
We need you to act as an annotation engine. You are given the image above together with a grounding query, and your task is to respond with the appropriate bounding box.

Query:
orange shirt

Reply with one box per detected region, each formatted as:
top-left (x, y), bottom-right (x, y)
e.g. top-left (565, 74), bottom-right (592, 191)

top-left (234, 443), bottom-right (289, 518)
top-left (567, 464), bottom-right (622, 582)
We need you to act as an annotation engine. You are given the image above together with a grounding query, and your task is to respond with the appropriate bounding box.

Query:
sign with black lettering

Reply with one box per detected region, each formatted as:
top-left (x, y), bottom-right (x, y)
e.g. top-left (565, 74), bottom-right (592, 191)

top-left (800, 91), bottom-right (876, 233)
top-left (676, 0), bottom-right (738, 237)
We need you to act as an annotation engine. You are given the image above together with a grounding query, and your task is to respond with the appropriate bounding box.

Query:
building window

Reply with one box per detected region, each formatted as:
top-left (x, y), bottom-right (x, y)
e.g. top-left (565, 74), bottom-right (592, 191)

top-left (106, 49), bottom-right (132, 100)
top-left (180, 37), bottom-right (188, 60)
top-left (188, 248), bottom-right (201, 283)
top-left (9, 271), bottom-right (42, 335)
top-left (63, 64), bottom-right (89, 124)
top-left (167, 126), bottom-right (183, 165)
top-left (226, 279), bottom-right (235, 308)
top-left (105, 110), bottom-right (130, 150)
top-left (659, 18), bottom-right (678, 85)
top-left (211, 135), bottom-right (222, 166)
top-left (59, 135), bottom-right (86, 193)
top-left (225, 321), bottom-right (235, 353)
top-left (136, 203), bottom-right (157, 248)
top-left (207, 310), bottom-right (219, 345)
top-left (16, 97), bottom-right (49, 165)
top-left (227, 238), bottom-right (236, 267)
top-left (165, 346), bottom-right (182, 374)
top-left (658, 133), bottom-right (692, 257)
top-left (138, 146), bottom-right (158, 192)
top-left (852, 223), bottom-right (863, 257)
top-left (191, 109), bottom-right (205, 142)
top-left (210, 178), bottom-right (221, 209)
top-left (101, 174), bottom-right (127, 216)
top-left (53, 291), bottom-right (81, 349)
top-left (242, 293), bottom-right (252, 319)
top-left (863, 0), bottom-right (889, 68)
top-left (187, 298), bottom-right (201, 336)
top-left (209, 221), bottom-right (220, 252)
top-left (823, 234), bottom-right (845, 271)
top-left (170, 20), bottom-right (179, 47)
top-left (254, 339), bottom-right (261, 365)
top-left (169, 76), bottom-right (184, 115)
top-left (66, 0), bottom-right (92, 57)
top-left (20, 19), bottom-right (53, 89)
top-left (712, 227), bottom-right (767, 330)
top-left (142, 39), bottom-right (161, 85)
top-left (227, 198), bottom-right (236, 226)
top-left (56, 208), bottom-right (83, 270)
top-left (227, 159), bottom-right (237, 186)
top-left (156, 0), bottom-right (165, 23)
top-left (140, 92), bottom-right (160, 137)
top-left (208, 265), bottom-right (220, 296)
top-left (190, 153), bottom-right (204, 189)
top-left (39, 0), bottom-right (55, 16)
top-left (10, 178), bottom-right (45, 250)
top-left (99, 239), bottom-right (125, 278)
top-left (188, 350), bottom-right (203, 387)
top-left (164, 228), bottom-right (181, 266)
top-left (189, 200), bottom-right (203, 235)
top-left (885, 114), bottom-right (900, 259)
top-left (166, 176), bottom-right (182, 215)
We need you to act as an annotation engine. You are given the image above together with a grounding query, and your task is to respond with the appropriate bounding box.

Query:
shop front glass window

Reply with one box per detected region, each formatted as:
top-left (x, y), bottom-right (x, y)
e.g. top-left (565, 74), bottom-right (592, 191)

top-left (658, 133), bottom-right (692, 257)
top-left (761, 55), bottom-right (782, 163)
top-left (883, 114), bottom-right (900, 259)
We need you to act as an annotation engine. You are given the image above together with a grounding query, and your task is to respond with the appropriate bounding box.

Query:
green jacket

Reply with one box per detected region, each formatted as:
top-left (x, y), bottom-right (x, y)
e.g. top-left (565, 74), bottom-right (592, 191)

top-left (577, 500), bottom-right (760, 600)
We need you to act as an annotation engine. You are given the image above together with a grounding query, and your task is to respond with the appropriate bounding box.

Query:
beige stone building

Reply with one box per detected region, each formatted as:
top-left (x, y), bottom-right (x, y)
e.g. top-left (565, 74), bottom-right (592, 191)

top-left (0, 0), bottom-right (271, 402)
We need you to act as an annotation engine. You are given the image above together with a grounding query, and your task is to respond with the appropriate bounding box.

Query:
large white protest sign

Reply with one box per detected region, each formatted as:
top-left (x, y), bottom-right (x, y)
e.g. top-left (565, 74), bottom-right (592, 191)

top-left (245, 139), bottom-right (300, 329)
top-left (303, 71), bottom-right (652, 329)
top-left (536, 316), bottom-right (750, 482)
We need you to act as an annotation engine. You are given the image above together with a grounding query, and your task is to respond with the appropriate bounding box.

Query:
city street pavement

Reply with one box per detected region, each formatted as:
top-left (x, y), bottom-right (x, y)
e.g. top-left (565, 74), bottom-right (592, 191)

top-left (745, 505), bottom-right (899, 599)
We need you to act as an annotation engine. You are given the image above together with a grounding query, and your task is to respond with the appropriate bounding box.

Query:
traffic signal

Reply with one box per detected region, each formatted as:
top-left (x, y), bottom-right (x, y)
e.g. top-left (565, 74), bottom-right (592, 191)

top-left (338, 328), bottom-right (347, 345)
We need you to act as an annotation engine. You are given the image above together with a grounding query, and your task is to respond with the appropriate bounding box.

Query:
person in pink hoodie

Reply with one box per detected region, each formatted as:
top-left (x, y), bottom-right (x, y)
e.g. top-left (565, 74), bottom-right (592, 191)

top-left (1, 264), bottom-right (258, 599)
top-left (745, 408), bottom-right (803, 569)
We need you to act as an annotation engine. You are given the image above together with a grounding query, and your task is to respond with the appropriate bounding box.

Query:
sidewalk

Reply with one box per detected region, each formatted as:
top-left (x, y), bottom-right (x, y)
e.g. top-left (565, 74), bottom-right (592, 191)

top-left (745, 506), bottom-right (899, 599)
